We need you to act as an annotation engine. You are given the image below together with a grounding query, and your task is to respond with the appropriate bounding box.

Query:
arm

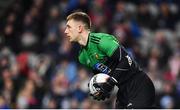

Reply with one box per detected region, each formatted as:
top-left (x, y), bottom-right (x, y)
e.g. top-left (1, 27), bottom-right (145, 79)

top-left (92, 35), bottom-right (119, 74)
top-left (90, 47), bottom-right (120, 101)
top-left (93, 47), bottom-right (120, 75)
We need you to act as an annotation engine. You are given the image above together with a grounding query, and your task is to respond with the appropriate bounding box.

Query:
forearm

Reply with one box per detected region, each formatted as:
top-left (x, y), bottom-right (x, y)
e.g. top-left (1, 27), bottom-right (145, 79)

top-left (93, 46), bottom-right (120, 74)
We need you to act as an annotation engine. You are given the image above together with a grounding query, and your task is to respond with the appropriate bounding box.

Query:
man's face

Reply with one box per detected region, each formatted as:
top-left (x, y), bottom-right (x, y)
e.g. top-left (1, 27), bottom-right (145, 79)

top-left (64, 19), bottom-right (80, 42)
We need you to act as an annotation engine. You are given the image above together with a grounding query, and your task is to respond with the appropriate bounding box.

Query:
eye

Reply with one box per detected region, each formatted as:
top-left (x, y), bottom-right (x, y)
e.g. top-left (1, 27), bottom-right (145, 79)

top-left (66, 25), bottom-right (71, 29)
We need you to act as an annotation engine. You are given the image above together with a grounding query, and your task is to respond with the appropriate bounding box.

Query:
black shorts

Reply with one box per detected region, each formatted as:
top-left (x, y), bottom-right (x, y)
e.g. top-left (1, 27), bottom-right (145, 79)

top-left (115, 71), bottom-right (156, 109)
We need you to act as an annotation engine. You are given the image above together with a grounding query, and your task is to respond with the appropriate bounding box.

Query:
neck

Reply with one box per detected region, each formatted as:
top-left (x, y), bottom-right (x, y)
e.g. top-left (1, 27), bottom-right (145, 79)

top-left (78, 30), bottom-right (90, 46)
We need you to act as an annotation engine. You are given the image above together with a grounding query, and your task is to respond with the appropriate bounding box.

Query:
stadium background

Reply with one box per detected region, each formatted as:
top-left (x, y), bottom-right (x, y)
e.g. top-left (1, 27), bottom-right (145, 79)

top-left (0, 0), bottom-right (179, 109)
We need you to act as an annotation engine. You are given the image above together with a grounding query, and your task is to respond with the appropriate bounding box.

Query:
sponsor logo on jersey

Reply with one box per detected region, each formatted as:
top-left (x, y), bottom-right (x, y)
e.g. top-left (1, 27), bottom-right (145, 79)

top-left (125, 55), bottom-right (132, 66)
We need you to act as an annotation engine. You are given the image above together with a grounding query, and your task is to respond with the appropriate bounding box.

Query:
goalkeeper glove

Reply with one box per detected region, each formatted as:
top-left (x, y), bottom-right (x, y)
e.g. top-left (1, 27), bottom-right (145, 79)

top-left (89, 76), bottom-right (118, 101)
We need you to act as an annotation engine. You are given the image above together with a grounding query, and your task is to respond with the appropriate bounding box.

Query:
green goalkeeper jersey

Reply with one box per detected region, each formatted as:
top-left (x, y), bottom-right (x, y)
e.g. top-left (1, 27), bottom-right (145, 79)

top-left (78, 32), bottom-right (119, 69)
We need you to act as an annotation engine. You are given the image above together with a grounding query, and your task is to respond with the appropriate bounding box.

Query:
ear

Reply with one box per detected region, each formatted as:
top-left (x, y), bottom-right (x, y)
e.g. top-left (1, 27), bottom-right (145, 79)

top-left (78, 25), bottom-right (83, 33)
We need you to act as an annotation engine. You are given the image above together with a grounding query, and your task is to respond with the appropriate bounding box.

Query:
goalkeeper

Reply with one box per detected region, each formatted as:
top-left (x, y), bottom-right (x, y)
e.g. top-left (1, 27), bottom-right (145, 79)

top-left (64, 11), bottom-right (155, 109)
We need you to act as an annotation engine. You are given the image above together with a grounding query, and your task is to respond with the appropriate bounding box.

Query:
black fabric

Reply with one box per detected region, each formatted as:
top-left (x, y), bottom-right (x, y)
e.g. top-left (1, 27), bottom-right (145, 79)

top-left (115, 71), bottom-right (156, 109)
top-left (104, 46), bottom-right (120, 73)
top-left (105, 46), bottom-right (141, 84)
top-left (93, 45), bottom-right (155, 108)
top-left (104, 46), bottom-right (155, 108)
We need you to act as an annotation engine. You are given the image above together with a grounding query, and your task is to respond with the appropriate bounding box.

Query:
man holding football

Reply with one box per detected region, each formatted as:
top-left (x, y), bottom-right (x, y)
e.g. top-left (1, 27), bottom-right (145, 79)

top-left (64, 11), bottom-right (156, 109)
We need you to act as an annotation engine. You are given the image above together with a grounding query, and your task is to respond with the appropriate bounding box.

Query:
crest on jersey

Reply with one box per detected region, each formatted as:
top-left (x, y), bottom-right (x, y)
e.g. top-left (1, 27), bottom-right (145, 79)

top-left (95, 54), bottom-right (99, 59)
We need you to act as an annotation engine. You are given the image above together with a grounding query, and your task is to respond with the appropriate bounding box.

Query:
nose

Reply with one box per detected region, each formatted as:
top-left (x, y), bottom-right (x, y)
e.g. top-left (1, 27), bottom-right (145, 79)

top-left (64, 28), bottom-right (68, 34)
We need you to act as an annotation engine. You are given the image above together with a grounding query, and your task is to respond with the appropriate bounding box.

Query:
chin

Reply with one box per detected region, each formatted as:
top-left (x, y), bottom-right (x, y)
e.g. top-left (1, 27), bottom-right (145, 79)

top-left (69, 39), bottom-right (74, 42)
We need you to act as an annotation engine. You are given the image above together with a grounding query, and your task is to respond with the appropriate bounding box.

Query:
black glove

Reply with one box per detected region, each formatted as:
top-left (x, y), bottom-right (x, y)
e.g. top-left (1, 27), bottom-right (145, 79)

top-left (89, 76), bottom-right (117, 101)
top-left (90, 90), bottom-right (110, 101)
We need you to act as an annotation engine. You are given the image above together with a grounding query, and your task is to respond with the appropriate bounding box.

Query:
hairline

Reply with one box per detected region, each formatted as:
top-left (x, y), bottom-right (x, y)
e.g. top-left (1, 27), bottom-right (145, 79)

top-left (66, 12), bottom-right (91, 30)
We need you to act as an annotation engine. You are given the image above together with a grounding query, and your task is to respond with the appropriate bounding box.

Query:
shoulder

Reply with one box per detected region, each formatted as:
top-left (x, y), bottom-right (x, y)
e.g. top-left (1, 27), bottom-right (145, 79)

top-left (90, 32), bottom-right (114, 38)
top-left (90, 32), bottom-right (118, 42)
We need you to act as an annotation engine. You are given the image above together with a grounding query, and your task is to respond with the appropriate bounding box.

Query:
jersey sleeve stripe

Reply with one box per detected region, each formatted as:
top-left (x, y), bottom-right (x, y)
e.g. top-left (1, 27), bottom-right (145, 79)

top-left (92, 36), bottom-right (101, 40)
top-left (91, 38), bottom-right (100, 42)
top-left (90, 40), bottom-right (99, 44)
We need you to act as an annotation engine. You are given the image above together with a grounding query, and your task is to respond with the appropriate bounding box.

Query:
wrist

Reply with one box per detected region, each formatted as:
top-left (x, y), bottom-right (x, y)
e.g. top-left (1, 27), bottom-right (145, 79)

top-left (108, 76), bottom-right (118, 86)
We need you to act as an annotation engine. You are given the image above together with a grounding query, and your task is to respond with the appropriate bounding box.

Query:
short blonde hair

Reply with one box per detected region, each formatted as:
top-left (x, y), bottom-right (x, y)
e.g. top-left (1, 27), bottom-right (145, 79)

top-left (67, 11), bottom-right (91, 29)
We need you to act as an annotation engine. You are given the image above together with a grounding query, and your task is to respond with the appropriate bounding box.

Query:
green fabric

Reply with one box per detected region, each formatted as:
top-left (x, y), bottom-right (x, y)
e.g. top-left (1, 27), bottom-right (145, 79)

top-left (78, 32), bottom-right (119, 69)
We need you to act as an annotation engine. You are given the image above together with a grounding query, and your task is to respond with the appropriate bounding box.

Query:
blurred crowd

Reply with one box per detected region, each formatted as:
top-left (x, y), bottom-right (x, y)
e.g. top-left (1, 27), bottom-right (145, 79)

top-left (0, 0), bottom-right (179, 109)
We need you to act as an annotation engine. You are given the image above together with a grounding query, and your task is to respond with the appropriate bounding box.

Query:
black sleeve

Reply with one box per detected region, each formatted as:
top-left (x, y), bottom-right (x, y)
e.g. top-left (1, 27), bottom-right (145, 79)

top-left (92, 47), bottom-right (120, 75)
top-left (105, 47), bottom-right (121, 72)
top-left (93, 46), bottom-right (136, 76)
top-left (106, 46), bottom-right (133, 80)
top-left (108, 46), bottom-right (141, 84)
top-left (109, 46), bottom-right (120, 62)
